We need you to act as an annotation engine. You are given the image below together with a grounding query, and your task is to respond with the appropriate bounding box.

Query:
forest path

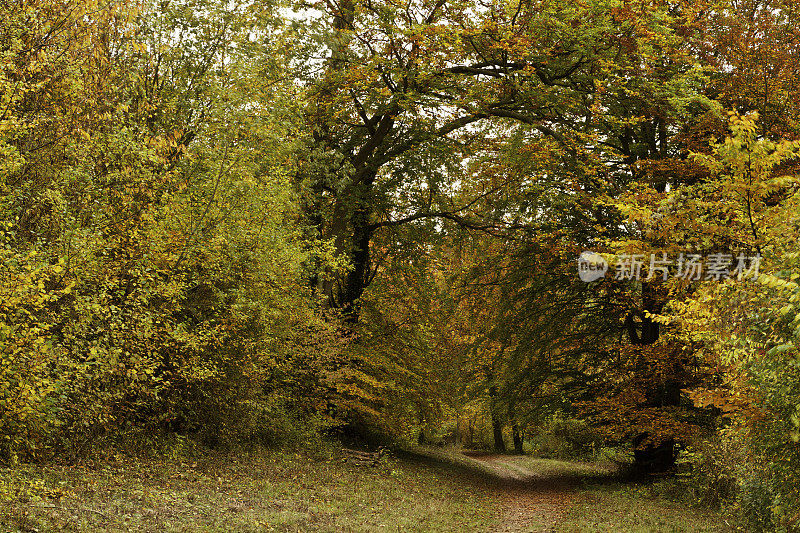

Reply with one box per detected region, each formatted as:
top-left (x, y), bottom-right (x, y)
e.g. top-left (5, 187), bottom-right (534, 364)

top-left (398, 447), bottom-right (620, 532)
top-left (406, 446), bottom-right (619, 533)
top-left (399, 446), bottom-right (732, 532)
top-left (467, 453), bottom-right (589, 532)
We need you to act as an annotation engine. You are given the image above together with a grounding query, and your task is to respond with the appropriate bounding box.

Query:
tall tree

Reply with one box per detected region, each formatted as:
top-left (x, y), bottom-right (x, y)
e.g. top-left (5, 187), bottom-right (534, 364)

top-left (298, 0), bottom-right (707, 322)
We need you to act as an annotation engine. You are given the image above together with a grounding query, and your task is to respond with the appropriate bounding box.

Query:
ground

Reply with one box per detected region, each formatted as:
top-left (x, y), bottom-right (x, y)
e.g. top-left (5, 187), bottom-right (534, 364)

top-left (466, 453), bottom-right (729, 533)
top-left (0, 445), bottom-right (730, 532)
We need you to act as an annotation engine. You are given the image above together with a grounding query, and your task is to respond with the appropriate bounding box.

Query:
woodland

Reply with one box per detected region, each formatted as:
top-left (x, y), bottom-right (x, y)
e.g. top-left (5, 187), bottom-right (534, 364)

top-left (2, 0), bottom-right (800, 530)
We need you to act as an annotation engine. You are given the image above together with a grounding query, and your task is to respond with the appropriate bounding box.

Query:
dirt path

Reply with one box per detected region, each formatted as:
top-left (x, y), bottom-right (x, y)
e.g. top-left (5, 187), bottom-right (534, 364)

top-left (462, 453), bottom-right (614, 533)
top-left (397, 447), bottom-right (619, 533)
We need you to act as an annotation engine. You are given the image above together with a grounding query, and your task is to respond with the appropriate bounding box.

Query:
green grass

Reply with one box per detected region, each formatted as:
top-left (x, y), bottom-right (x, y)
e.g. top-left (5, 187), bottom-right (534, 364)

top-left (0, 447), bottom-right (501, 532)
top-left (0, 447), bottom-right (733, 532)
top-left (463, 453), bottom-right (730, 533)
top-left (555, 480), bottom-right (731, 533)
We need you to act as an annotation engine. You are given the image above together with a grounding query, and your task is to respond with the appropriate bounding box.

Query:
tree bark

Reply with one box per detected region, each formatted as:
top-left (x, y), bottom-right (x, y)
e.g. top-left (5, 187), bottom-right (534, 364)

top-left (508, 402), bottom-right (524, 454)
top-left (512, 422), bottom-right (524, 455)
top-left (489, 384), bottom-right (506, 453)
top-left (492, 415), bottom-right (506, 453)
top-left (340, 203), bottom-right (373, 322)
top-left (628, 282), bottom-right (678, 472)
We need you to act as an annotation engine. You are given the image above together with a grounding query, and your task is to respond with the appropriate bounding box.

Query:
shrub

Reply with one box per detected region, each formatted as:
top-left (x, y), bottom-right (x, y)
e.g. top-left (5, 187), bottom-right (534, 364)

top-left (684, 436), bottom-right (739, 509)
top-left (528, 416), bottom-right (602, 459)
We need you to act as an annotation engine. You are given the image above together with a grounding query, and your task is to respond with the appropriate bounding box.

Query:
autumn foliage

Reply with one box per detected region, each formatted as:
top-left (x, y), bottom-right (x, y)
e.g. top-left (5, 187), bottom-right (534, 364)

top-left (2, 0), bottom-right (800, 530)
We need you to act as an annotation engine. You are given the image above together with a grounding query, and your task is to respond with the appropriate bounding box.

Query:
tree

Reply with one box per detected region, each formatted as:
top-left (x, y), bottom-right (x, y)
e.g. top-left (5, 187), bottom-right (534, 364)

top-left (297, 0), bottom-right (707, 322)
top-left (0, 0), bottom-right (342, 458)
top-left (667, 113), bottom-right (800, 528)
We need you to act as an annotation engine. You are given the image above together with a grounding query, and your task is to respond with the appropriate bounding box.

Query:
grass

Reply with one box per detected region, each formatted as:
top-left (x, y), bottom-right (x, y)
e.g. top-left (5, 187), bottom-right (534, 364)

top-left (555, 480), bottom-right (731, 532)
top-left (0, 445), bottom-right (733, 532)
top-left (478, 453), bottom-right (731, 533)
top-left (0, 446), bottom-right (501, 532)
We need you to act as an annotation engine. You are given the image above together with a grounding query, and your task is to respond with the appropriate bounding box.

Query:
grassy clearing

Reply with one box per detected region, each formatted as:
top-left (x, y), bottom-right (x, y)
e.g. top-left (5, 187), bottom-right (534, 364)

top-left (0, 446), bottom-right (501, 532)
top-left (556, 479), bottom-right (731, 533)
top-left (481, 454), bottom-right (730, 533)
top-left (0, 446), bottom-right (733, 533)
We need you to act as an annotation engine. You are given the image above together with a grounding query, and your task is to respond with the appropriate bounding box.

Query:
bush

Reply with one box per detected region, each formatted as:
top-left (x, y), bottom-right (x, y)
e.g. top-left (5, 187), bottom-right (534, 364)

top-left (684, 436), bottom-right (739, 509)
top-left (527, 416), bottom-right (602, 459)
top-left (686, 427), bottom-right (800, 532)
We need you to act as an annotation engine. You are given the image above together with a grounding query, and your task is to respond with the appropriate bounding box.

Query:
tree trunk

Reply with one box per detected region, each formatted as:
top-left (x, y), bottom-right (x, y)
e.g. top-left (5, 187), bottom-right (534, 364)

top-left (489, 384), bottom-right (506, 453)
top-left (340, 203), bottom-right (372, 323)
top-left (512, 423), bottom-right (524, 454)
top-left (508, 402), bottom-right (523, 454)
top-left (633, 435), bottom-right (676, 472)
top-left (492, 415), bottom-right (506, 453)
top-left (628, 282), bottom-right (679, 472)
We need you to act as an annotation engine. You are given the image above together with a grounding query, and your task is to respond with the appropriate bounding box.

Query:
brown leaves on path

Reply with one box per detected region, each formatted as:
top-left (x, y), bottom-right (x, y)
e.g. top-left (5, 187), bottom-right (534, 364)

top-left (463, 453), bottom-right (617, 533)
